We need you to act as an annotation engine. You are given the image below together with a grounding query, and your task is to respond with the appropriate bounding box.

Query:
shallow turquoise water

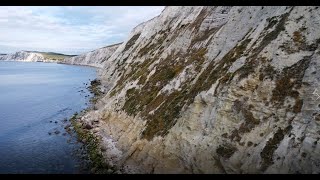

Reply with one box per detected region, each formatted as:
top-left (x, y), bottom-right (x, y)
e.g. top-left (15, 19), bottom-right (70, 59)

top-left (0, 61), bottom-right (96, 173)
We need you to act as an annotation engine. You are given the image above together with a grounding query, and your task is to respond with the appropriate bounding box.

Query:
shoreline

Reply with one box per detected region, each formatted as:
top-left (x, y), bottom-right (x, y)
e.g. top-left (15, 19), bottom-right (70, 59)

top-left (0, 60), bottom-right (102, 69)
top-left (0, 59), bottom-right (60, 63)
top-left (57, 62), bottom-right (103, 69)
top-left (68, 78), bottom-right (117, 174)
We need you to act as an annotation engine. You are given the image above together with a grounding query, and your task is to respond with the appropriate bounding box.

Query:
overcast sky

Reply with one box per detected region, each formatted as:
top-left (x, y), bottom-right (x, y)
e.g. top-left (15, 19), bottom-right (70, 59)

top-left (0, 6), bottom-right (164, 55)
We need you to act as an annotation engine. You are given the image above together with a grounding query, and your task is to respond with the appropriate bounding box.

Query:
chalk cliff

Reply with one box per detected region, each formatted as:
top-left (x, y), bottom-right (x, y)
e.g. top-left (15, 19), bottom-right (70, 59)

top-left (0, 51), bottom-right (74, 63)
top-left (76, 6), bottom-right (320, 173)
top-left (62, 43), bottom-right (121, 68)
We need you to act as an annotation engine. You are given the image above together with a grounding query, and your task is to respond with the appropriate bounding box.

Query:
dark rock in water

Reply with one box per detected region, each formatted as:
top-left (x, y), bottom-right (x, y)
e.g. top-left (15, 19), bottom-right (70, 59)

top-left (90, 79), bottom-right (100, 86)
top-left (48, 132), bottom-right (52, 135)
top-left (84, 124), bottom-right (93, 130)
top-left (54, 121), bottom-right (58, 124)
top-left (54, 130), bottom-right (60, 134)
top-left (65, 124), bottom-right (71, 129)
top-left (49, 120), bottom-right (52, 123)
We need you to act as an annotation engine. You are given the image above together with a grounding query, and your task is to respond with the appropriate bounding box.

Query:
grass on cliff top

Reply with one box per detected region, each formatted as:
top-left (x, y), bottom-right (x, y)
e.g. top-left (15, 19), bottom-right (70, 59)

top-left (40, 52), bottom-right (76, 61)
top-left (23, 51), bottom-right (76, 61)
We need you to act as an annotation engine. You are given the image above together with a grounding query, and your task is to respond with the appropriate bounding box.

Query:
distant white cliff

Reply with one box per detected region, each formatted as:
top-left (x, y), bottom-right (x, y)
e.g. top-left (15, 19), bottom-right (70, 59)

top-left (62, 43), bottom-right (122, 68)
top-left (0, 51), bottom-right (75, 63)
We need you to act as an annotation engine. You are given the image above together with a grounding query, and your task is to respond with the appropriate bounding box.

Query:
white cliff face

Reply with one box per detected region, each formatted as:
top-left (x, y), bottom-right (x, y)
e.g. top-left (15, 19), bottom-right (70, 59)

top-left (0, 51), bottom-right (70, 63)
top-left (62, 43), bottom-right (121, 68)
top-left (78, 6), bottom-right (320, 173)
top-left (0, 51), bottom-right (46, 62)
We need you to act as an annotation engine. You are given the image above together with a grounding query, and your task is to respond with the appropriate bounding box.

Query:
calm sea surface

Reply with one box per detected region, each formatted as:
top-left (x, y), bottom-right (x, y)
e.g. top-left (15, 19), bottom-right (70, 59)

top-left (0, 61), bottom-right (96, 173)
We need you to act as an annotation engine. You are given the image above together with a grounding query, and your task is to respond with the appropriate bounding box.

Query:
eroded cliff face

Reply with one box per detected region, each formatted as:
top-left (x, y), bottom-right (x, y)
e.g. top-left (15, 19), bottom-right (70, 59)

top-left (79, 6), bottom-right (320, 173)
top-left (0, 51), bottom-right (74, 63)
top-left (62, 43), bottom-right (121, 68)
top-left (0, 51), bottom-right (47, 62)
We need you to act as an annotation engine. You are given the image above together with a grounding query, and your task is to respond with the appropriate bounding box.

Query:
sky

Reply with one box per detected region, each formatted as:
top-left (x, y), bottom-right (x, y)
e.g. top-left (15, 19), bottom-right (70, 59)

top-left (0, 6), bottom-right (164, 55)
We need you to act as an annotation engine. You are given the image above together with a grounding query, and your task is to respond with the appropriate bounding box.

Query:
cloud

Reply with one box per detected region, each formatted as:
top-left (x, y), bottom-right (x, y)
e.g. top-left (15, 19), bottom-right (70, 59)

top-left (0, 6), bottom-right (164, 55)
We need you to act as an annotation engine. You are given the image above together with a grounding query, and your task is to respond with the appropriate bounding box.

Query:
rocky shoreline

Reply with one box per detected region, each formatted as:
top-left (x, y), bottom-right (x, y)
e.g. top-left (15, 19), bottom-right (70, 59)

top-left (67, 79), bottom-right (119, 174)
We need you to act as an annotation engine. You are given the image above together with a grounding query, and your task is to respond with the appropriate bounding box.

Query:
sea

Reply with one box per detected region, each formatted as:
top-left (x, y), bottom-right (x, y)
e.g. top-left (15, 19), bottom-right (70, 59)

top-left (0, 61), bottom-right (96, 173)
